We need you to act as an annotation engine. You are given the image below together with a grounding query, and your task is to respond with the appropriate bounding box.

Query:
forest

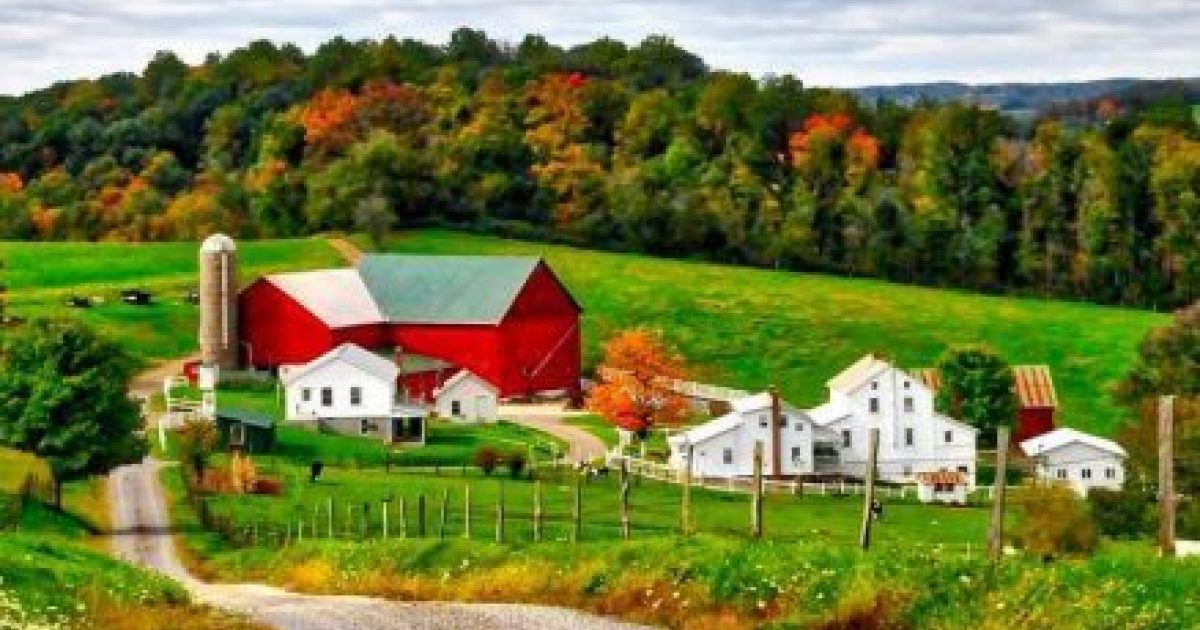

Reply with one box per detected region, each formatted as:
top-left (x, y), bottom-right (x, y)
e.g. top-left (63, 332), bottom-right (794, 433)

top-left (0, 29), bottom-right (1196, 309)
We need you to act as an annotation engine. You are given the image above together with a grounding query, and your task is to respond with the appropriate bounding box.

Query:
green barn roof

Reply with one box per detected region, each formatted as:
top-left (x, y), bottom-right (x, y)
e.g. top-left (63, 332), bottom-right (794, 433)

top-left (357, 254), bottom-right (543, 324)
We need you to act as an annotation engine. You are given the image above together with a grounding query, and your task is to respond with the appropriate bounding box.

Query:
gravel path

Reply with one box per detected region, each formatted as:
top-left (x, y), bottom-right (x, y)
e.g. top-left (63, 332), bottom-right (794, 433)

top-left (108, 459), bottom-right (652, 630)
top-left (501, 406), bottom-right (609, 464)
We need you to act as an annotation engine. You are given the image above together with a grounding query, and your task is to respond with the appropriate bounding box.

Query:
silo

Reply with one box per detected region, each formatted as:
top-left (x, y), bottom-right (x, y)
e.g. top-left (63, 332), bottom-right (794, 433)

top-left (199, 233), bottom-right (239, 370)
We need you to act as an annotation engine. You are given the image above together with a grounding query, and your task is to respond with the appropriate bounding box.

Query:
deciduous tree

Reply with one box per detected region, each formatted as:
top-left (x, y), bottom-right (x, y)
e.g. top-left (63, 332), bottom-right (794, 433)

top-left (587, 329), bottom-right (691, 436)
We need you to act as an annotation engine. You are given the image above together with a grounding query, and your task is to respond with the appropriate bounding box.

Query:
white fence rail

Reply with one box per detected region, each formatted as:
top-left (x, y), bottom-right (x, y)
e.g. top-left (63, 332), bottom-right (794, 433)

top-left (596, 367), bottom-right (750, 403)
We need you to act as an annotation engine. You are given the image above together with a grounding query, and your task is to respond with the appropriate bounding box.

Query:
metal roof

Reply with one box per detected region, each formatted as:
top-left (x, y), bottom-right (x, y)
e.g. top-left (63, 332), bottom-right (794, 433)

top-left (215, 408), bottom-right (275, 429)
top-left (266, 269), bottom-right (384, 329)
top-left (911, 365), bottom-right (1058, 409)
top-left (826, 354), bottom-right (892, 392)
top-left (1019, 428), bottom-right (1126, 458)
top-left (357, 255), bottom-right (544, 325)
top-left (282, 343), bottom-right (399, 385)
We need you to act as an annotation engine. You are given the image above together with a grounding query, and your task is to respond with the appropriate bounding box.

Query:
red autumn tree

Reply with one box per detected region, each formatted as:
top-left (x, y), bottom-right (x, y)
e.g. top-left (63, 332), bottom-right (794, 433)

top-left (298, 88), bottom-right (360, 153)
top-left (587, 329), bottom-right (691, 436)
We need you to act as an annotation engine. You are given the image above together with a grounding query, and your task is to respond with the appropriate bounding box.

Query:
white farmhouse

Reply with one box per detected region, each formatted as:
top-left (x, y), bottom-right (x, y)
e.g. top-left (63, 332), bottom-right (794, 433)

top-left (667, 392), bottom-right (823, 478)
top-left (434, 370), bottom-right (499, 423)
top-left (1019, 428), bottom-right (1126, 495)
top-left (281, 343), bottom-right (426, 444)
top-left (808, 355), bottom-right (978, 485)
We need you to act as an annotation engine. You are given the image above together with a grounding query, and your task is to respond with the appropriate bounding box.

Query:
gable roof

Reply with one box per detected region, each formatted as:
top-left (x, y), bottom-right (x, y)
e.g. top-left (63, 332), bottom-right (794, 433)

top-left (669, 412), bottom-right (744, 446)
top-left (266, 269), bottom-right (383, 329)
top-left (282, 343), bottom-right (398, 385)
top-left (215, 408), bottom-right (275, 429)
top-left (730, 391), bottom-right (801, 415)
top-left (911, 365), bottom-right (1058, 409)
top-left (434, 369), bottom-right (499, 396)
top-left (1020, 428), bottom-right (1126, 458)
top-left (357, 254), bottom-right (544, 325)
top-left (827, 355), bottom-right (894, 393)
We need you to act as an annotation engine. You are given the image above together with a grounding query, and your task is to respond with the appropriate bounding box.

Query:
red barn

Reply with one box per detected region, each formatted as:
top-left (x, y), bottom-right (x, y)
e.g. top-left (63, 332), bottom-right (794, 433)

top-left (911, 364), bottom-right (1058, 442)
top-left (238, 255), bottom-right (582, 398)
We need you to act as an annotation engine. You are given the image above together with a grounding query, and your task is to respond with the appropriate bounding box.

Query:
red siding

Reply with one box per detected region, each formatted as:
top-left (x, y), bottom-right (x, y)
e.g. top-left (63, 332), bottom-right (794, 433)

top-left (1015, 407), bottom-right (1056, 443)
top-left (239, 261), bottom-right (582, 398)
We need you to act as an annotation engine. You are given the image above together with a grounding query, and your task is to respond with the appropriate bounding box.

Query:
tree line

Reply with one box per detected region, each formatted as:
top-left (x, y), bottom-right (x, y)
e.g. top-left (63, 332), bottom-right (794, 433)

top-left (0, 29), bottom-right (1196, 308)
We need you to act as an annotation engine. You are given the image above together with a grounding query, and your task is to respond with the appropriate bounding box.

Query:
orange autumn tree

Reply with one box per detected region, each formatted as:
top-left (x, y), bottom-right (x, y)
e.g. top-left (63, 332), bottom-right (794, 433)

top-left (587, 329), bottom-right (691, 437)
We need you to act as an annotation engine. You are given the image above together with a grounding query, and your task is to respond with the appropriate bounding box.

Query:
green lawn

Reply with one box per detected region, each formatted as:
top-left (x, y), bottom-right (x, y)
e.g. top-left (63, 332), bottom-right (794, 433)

top-left (0, 238), bottom-right (344, 363)
top-left (376, 230), bottom-right (1168, 436)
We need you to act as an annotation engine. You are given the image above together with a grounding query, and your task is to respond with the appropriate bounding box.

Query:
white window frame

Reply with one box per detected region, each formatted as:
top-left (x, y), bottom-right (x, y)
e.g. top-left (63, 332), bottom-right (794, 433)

top-left (869, 397), bottom-right (880, 413)
top-left (944, 430), bottom-right (953, 444)
top-left (722, 448), bottom-right (733, 465)
top-left (903, 397), bottom-right (914, 413)
top-left (842, 429), bottom-right (852, 449)
top-left (1081, 468), bottom-right (1092, 480)
top-left (301, 388), bottom-right (312, 402)
top-left (320, 387), bottom-right (333, 407)
top-left (350, 386), bottom-right (363, 406)
top-left (904, 427), bottom-right (915, 447)
top-left (451, 400), bottom-right (462, 416)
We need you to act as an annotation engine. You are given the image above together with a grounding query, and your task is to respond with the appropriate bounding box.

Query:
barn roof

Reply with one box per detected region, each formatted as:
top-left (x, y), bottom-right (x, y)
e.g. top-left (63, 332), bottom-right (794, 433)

top-left (910, 364), bottom-right (1058, 409)
top-left (266, 269), bottom-right (384, 328)
top-left (358, 255), bottom-right (547, 325)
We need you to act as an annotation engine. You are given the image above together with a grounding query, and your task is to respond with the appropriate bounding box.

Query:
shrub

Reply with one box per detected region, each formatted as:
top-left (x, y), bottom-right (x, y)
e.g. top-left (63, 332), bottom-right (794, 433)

top-left (1088, 487), bottom-right (1155, 538)
top-left (1014, 482), bottom-right (1098, 558)
top-left (507, 450), bottom-right (527, 479)
top-left (474, 446), bottom-right (500, 476)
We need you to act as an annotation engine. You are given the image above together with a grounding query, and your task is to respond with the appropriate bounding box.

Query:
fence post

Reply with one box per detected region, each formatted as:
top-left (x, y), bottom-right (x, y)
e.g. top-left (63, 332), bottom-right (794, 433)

top-left (345, 503), bottom-right (353, 538)
top-left (619, 458), bottom-right (631, 540)
top-left (438, 488), bottom-right (449, 540)
top-left (327, 497), bottom-right (334, 539)
top-left (572, 472), bottom-right (583, 544)
top-left (752, 441), bottom-right (764, 539)
top-left (417, 493), bottom-right (426, 538)
top-left (361, 503), bottom-right (369, 540)
top-left (399, 497), bottom-right (408, 539)
top-left (382, 499), bottom-right (390, 540)
top-left (496, 480), bottom-right (505, 543)
top-left (532, 480), bottom-right (543, 543)
top-left (463, 484), bottom-right (472, 540)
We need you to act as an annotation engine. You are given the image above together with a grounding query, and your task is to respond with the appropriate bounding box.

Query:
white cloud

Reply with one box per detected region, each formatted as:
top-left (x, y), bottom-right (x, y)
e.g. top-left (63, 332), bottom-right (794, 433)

top-left (0, 0), bottom-right (1195, 95)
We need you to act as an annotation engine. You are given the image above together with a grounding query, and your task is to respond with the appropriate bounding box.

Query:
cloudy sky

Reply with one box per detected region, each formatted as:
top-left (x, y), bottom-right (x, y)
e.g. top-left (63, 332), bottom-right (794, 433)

top-left (1, 0), bottom-right (1197, 95)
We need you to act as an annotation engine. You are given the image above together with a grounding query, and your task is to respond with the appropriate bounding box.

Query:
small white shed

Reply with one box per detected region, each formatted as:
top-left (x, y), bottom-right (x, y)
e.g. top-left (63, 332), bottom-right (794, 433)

top-left (434, 370), bottom-right (499, 423)
top-left (1020, 428), bottom-right (1127, 496)
top-left (916, 470), bottom-right (970, 504)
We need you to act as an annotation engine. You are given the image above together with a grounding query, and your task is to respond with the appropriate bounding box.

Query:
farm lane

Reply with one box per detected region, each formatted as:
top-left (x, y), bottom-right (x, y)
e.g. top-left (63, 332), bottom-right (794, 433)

top-left (108, 458), bottom-right (653, 630)
top-left (501, 404), bottom-right (608, 463)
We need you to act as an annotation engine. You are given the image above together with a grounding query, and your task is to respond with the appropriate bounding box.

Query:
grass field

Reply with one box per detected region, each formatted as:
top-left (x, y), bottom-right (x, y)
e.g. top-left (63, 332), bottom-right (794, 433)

top-left (0, 238), bottom-right (343, 363)
top-left (376, 230), bottom-right (1168, 436)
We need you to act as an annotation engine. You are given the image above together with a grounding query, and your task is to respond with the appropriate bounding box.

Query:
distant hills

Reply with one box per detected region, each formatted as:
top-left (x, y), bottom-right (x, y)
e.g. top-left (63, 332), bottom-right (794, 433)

top-left (852, 77), bottom-right (1200, 112)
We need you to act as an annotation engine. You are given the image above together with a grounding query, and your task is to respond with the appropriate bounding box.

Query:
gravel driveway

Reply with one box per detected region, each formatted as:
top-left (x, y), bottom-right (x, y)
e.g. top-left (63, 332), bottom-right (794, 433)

top-left (108, 459), bottom-right (652, 630)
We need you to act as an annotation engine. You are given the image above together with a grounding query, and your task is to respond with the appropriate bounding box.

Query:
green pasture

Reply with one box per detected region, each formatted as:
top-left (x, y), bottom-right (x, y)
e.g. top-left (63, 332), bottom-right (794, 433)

top-left (377, 230), bottom-right (1168, 436)
top-left (0, 238), bottom-right (343, 363)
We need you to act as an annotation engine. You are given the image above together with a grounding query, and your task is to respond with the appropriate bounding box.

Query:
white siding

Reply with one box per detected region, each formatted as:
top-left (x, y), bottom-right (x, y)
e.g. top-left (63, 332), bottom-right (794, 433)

top-left (671, 407), bottom-right (815, 478)
top-left (1033, 442), bottom-right (1125, 495)
top-left (285, 359), bottom-right (394, 422)
top-left (435, 372), bottom-right (499, 423)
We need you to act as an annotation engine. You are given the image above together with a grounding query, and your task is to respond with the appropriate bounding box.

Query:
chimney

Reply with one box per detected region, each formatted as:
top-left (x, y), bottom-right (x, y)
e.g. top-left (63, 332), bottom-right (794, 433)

top-left (770, 385), bottom-right (783, 479)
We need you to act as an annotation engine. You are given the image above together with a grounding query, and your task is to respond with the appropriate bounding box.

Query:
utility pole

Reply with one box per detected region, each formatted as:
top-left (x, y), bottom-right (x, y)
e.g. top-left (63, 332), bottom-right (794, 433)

top-left (859, 428), bottom-right (880, 550)
top-left (752, 440), bottom-right (764, 538)
top-left (769, 386), bottom-right (783, 479)
top-left (988, 425), bottom-right (1011, 562)
top-left (1158, 395), bottom-right (1176, 557)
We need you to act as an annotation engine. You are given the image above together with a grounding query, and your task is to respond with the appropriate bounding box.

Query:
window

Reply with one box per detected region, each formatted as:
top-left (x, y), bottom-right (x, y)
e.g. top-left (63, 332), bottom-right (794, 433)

top-left (759, 414), bottom-right (768, 428)
top-left (350, 386), bottom-right (362, 406)
top-left (903, 380), bottom-right (911, 389)
top-left (791, 446), bottom-right (802, 462)
top-left (842, 429), bottom-right (853, 448)
top-left (230, 423), bottom-right (245, 447)
top-left (360, 419), bottom-right (371, 435)
top-left (1105, 467), bottom-right (1116, 479)
top-left (904, 428), bottom-right (915, 447)
top-left (1056, 468), bottom-right (1068, 479)
top-left (723, 448), bottom-right (733, 465)
top-left (451, 400), bottom-right (462, 416)
top-left (301, 388), bottom-right (312, 402)
top-left (944, 430), bottom-right (953, 444)
top-left (779, 414), bottom-right (788, 428)
top-left (903, 397), bottom-right (914, 413)
top-left (957, 465), bottom-right (969, 474)
top-left (869, 397), bottom-right (880, 413)
top-left (320, 387), bottom-right (332, 407)
top-left (1081, 468), bottom-right (1092, 480)
top-left (794, 420), bottom-right (803, 432)
top-left (871, 381), bottom-right (879, 390)
top-left (902, 465), bottom-right (912, 477)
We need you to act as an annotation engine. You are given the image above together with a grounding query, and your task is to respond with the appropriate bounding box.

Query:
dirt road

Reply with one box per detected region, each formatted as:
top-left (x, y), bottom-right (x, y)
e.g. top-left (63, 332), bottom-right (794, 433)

top-left (501, 405), bottom-right (609, 464)
top-left (108, 459), bottom-right (650, 630)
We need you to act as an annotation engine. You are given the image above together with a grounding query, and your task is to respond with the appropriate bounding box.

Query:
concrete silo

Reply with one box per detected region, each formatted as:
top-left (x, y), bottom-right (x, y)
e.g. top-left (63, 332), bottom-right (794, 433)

top-left (199, 233), bottom-right (239, 370)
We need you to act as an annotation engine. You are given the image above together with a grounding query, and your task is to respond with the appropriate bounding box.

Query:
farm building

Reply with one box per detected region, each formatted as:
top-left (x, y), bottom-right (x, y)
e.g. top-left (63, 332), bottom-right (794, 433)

top-left (214, 408), bottom-right (276, 453)
top-left (1019, 428), bottom-right (1126, 496)
top-left (236, 254), bottom-right (582, 398)
top-left (434, 370), bottom-right (500, 423)
top-left (915, 470), bottom-right (969, 504)
top-left (910, 364), bottom-right (1058, 442)
top-left (280, 343), bottom-right (426, 444)
top-left (667, 391), bottom-right (825, 479)
top-left (809, 355), bottom-right (979, 486)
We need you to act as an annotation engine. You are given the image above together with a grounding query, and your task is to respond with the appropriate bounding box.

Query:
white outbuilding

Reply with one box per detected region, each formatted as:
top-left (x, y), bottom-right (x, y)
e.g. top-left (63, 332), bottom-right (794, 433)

top-left (433, 370), bottom-right (500, 423)
top-left (916, 470), bottom-right (970, 504)
top-left (1019, 428), bottom-right (1126, 495)
top-left (667, 391), bottom-right (822, 479)
top-left (280, 343), bottom-right (426, 444)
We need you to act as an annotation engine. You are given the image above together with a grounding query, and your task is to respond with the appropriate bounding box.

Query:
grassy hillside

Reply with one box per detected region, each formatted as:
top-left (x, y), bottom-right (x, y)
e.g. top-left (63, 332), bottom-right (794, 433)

top-left (379, 230), bottom-right (1167, 436)
top-left (0, 238), bottom-right (343, 363)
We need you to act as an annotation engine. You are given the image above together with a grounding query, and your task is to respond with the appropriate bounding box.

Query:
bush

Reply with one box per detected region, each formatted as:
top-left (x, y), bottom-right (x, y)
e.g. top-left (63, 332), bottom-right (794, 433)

top-left (507, 450), bottom-right (527, 479)
top-left (474, 447), bottom-right (500, 476)
top-left (1014, 482), bottom-right (1098, 559)
top-left (1088, 487), bottom-right (1155, 538)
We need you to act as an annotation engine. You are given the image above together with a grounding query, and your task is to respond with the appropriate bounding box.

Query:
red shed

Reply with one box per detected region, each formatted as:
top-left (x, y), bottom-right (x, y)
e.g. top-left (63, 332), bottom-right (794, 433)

top-left (239, 255), bottom-right (582, 398)
top-left (910, 364), bottom-right (1058, 442)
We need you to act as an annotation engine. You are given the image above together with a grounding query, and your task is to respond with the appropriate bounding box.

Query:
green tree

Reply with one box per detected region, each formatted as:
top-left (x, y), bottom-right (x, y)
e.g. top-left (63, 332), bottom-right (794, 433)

top-left (0, 320), bottom-right (146, 507)
top-left (934, 345), bottom-right (1017, 446)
